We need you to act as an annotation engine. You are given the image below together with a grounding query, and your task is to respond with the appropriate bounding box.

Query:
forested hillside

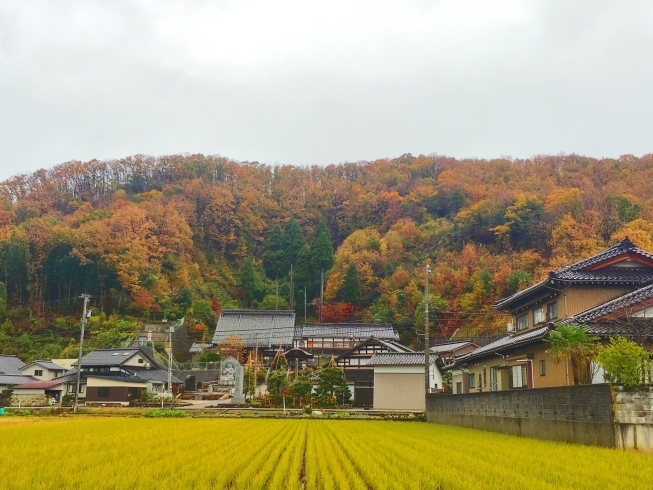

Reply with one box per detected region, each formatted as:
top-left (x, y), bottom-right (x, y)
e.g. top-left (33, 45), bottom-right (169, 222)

top-left (1, 152), bottom-right (653, 360)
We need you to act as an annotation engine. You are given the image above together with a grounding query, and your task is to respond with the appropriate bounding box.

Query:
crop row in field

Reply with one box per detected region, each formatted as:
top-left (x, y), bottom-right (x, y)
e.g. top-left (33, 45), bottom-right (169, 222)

top-left (0, 418), bottom-right (651, 490)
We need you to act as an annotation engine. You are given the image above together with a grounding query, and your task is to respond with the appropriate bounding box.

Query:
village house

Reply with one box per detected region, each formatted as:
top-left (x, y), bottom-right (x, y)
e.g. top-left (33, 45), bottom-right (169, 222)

top-left (0, 355), bottom-right (34, 398)
top-left (428, 341), bottom-right (480, 391)
top-left (206, 309), bottom-right (296, 363)
top-left (335, 336), bottom-right (414, 406)
top-left (450, 238), bottom-right (653, 393)
top-left (19, 360), bottom-right (66, 380)
top-left (192, 311), bottom-right (400, 368)
top-left (72, 347), bottom-right (182, 406)
top-left (294, 322), bottom-right (399, 361)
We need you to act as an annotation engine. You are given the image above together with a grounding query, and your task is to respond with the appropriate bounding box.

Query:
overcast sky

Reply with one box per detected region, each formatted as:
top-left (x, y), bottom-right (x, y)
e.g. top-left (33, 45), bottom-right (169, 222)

top-left (1, 0), bottom-right (652, 181)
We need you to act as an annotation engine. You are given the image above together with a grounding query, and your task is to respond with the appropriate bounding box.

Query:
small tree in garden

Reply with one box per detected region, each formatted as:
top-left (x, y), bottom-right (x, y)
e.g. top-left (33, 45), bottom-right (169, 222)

top-left (290, 379), bottom-right (313, 406)
top-left (597, 337), bottom-right (651, 387)
top-left (268, 369), bottom-right (289, 396)
top-left (545, 324), bottom-right (597, 385)
top-left (314, 367), bottom-right (351, 406)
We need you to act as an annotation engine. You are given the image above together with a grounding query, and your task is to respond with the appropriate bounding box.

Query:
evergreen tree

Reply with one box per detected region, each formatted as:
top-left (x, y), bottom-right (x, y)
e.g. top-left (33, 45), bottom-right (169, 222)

top-left (262, 225), bottom-right (285, 280)
top-left (295, 244), bottom-right (312, 284)
top-left (239, 257), bottom-right (264, 306)
top-left (314, 367), bottom-right (351, 404)
top-left (339, 262), bottom-right (362, 305)
top-left (283, 218), bottom-right (306, 272)
top-left (309, 221), bottom-right (334, 273)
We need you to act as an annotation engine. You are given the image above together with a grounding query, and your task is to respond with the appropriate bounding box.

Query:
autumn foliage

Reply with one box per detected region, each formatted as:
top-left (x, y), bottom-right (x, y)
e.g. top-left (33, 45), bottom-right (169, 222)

top-left (3, 152), bottom-right (653, 356)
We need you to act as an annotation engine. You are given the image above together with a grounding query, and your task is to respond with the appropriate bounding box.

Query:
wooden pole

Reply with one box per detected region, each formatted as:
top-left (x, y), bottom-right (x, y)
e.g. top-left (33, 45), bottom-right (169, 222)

top-left (74, 294), bottom-right (90, 413)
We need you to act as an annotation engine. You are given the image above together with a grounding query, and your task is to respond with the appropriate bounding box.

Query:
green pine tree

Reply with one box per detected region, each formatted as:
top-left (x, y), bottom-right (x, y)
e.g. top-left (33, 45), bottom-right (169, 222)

top-left (309, 221), bottom-right (334, 273)
top-left (339, 262), bottom-right (362, 305)
top-left (239, 257), bottom-right (265, 307)
top-left (262, 225), bottom-right (286, 281)
top-left (283, 218), bottom-right (306, 273)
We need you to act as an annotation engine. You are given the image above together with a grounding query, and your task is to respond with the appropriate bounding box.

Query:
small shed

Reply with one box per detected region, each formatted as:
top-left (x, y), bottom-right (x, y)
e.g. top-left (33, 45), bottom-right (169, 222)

top-left (367, 353), bottom-right (437, 411)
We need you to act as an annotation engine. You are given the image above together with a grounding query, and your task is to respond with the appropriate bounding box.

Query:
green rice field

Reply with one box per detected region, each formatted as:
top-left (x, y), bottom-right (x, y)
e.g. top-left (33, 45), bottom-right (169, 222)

top-left (1, 417), bottom-right (651, 489)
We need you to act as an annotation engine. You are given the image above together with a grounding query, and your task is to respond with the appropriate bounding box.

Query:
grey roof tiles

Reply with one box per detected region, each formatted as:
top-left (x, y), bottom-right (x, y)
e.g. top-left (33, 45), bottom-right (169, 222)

top-left (211, 310), bottom-right (296, 348)
top-left (367, 352), bottom-right (432, 366)
top-left (0, 355), bottom-right (26, 375)
top-left (297, 323), bottom-right (398, 340)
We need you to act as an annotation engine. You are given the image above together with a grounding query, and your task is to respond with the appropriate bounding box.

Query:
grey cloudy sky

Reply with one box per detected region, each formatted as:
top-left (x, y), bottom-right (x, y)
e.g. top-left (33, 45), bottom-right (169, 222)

top-left (1, 0), bottom-right (652, 181)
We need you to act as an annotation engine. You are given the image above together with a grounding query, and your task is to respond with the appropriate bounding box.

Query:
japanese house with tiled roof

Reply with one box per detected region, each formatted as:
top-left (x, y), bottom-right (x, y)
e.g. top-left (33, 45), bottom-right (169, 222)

top-left (450, 238), bottom-right (653, 394)
top-left (334, 336), bottom-right (413, 406)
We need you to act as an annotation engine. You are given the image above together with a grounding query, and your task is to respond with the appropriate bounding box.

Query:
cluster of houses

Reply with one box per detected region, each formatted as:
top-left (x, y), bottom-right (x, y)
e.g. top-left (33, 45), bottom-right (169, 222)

top-left (187, 237), bottom-right (653, 410)
top-left (1, 238), bottom-right (652, 411)
top-left (0, 348), bottom-right (182, 407)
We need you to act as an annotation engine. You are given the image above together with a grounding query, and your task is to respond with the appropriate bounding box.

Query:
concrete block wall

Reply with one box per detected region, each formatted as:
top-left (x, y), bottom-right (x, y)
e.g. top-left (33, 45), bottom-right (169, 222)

top-left (613, 386), bottom-right (653, 452)
top-left (426, 384), bottom-right (653, 452)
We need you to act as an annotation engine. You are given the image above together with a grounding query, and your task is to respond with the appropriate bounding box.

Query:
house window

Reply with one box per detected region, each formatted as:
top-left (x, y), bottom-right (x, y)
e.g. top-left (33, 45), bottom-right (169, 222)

top-left (547, 302), bottom-right (558, 320)
top-left (539, 360), bottom-right (546, 376)
top-left (80, 384), bottom-right (85, 393)
top-left (456, 382), bottom-right (463, 394)
top-left (68, 384), bottom-right (76, 393)
top-left (469, 374), bottom-right (475, 389)
top-left (478, 374), bottom-right (482, 389)
top-left (516, 314), bottom-right (528, 331)
top-left (98, 387), bottom-right (110, 398)
top-left (511, 365), bottom-right (528, 388)
top-left (138, 358), bottom-right (144, 364)
top-left (533, 306), bottom-right (546, 325)
top-left (34, 369), bottom-right (43, 376)
top-left (128, 388), bottom-right (138, 398)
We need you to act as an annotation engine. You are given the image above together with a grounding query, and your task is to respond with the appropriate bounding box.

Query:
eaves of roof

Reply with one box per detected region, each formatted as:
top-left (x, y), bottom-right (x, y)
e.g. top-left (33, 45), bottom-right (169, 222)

top-left (452, 325), bottom-right (552, 365)
top-left (494, 238), bottom-right (653, 311)
top-left (558, 283), bottom-right (653, 325)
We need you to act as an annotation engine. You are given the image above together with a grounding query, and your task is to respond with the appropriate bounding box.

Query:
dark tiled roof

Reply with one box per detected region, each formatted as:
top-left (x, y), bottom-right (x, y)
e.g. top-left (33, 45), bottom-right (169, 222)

top-left (453, 326), bottom-right (551, 364)
top-left (0, 355), bottom-right (26, 375)
top-left (297, 323), bottom-right (398, 340)
top-left (551, 268), bottom-right (653, 282)
top-left (367, 352), bottom-right (432, 366)
top-left (336, 337), bottom-right (413, 361)
top-left (556, 237), bottom-right (653, 271)
top-left (583, 318), bottom-right (653, 339)
top-left (559, 284), bottom-right (653, 325)
top-left (0, 374), bottom-right (36, 385)
top-left (344, 369), bottom-right (374, 382)
top-left (494, 238), bottom-right (653, 310)
top-left (79, 348), bottom-right (143, 366)
top-left (212, 310), bottom-right (296, 348)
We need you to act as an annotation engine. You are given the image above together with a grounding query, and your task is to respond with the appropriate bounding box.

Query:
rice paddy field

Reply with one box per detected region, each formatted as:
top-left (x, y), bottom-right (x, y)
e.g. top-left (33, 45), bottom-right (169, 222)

top-left (1, 417), bottom-right (652, 490)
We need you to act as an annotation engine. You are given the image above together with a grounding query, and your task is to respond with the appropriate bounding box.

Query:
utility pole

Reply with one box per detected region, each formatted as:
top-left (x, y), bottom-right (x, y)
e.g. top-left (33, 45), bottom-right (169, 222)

top-left (289, 264), bottom-right (294, 310)
top-left (319, 269), bottom-right (324, 323)
top-left (253, 333), bottom-right (259, 398)
top-left (167, 327), bottom-right (173, 395)
top-left (74, 294), bottom-right (91, 413)
top-left (424, 263), bottom-right (431, 395)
